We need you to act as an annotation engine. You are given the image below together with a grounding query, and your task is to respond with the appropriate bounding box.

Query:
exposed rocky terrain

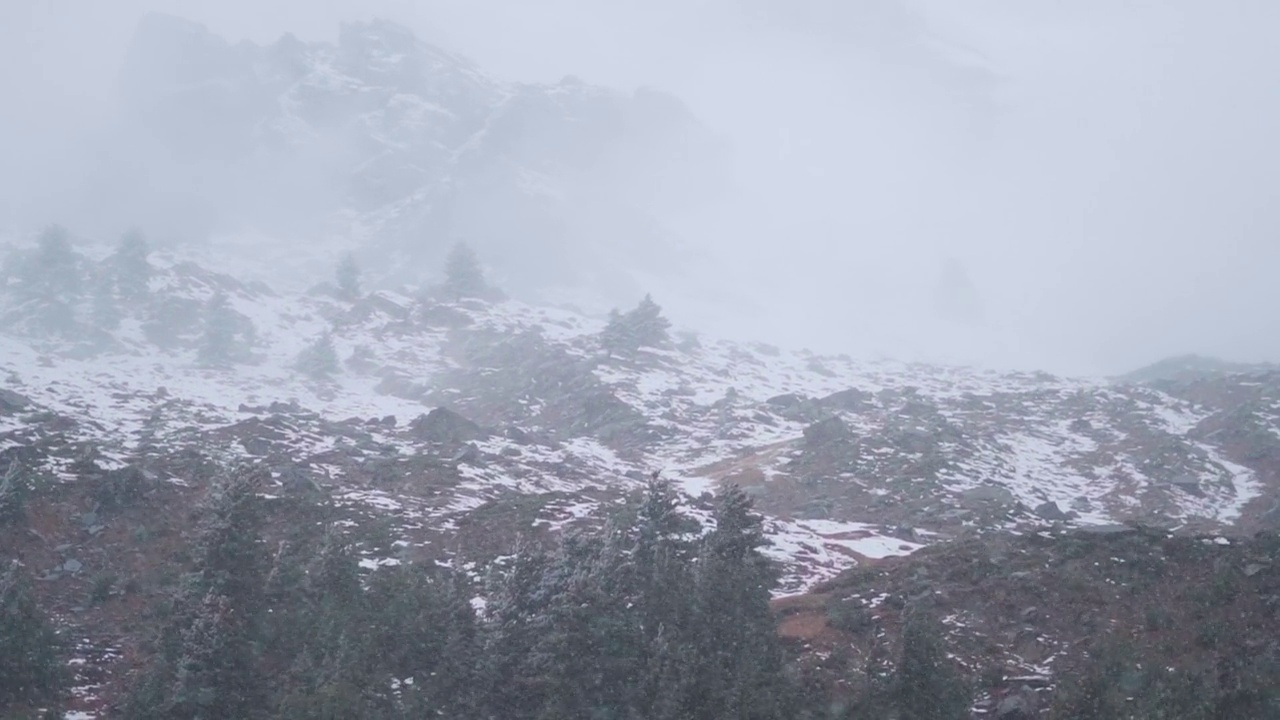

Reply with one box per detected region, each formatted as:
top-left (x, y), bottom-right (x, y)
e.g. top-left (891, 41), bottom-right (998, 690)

top-left (1, 236), bottom-right (1278, 715)
top-left (97, 13), bottom-right (727, 306)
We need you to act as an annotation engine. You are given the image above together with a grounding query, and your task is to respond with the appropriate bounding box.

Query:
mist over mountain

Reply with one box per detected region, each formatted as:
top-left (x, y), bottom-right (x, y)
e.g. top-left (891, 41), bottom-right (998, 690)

top-left (4, 3), bottom-right (1280, 718)
top-left (46, 13), bottom-right (728, 310)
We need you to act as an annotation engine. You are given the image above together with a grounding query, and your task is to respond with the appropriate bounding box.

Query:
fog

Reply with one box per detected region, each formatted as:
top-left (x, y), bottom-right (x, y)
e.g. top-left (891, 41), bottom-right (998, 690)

top-left (4, 0), bottom-right (1279, 376)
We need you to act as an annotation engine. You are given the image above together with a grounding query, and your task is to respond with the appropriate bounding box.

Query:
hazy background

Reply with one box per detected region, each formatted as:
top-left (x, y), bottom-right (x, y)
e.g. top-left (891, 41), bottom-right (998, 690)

top-left (3, 0), bottom-right (1278, 376)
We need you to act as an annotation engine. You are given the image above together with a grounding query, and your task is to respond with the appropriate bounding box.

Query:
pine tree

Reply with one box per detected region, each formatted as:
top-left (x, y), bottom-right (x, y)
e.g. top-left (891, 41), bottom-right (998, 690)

top-left (197, 291), bottom-right (243, 367)
top-left (0, 560), bottom-right (67, 709)
top-left (296, 332), bottom-right (340, 380)
top-left (335, 252), bottom-right (361, 300)
top-left (896, 611), bottom-right (970, 720)
top-left (599, 308), bottom-right (632, 357)
top-left (629, 293), bottom-right (672, 349)
top-left (272, 528), bottom-right (392, 718)
top-left (29, 224), bottom-right (81, 300)
top-left (123, 466), bottom-right (270, 719)
top-left (91, 269), bottom-right (121, 331)
top-left (689, 484), bottom-right (786, 720)
top-left (481, 541), bottom-right (552, 720)
top-left (113, 229), bottom-right (152, 304)
top-left (168, 590), bottom-right (263, 719)
top-left (11, 224), bottom-right (84, 336)
top-left (362, 563), bottom-right (478, 716)
top-left (0, 461), bottom-right (30, 527)
top-left (442, 241), bottom-right (488, 301)
top-left (599, 295), bottom-right (672, 358)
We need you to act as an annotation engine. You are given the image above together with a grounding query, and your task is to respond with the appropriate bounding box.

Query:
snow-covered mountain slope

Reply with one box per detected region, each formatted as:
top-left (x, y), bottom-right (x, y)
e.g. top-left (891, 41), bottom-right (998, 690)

top-left (2, 246), bottom-right (1279, 595)
top-left (100, 13), bottom-right (726, 305)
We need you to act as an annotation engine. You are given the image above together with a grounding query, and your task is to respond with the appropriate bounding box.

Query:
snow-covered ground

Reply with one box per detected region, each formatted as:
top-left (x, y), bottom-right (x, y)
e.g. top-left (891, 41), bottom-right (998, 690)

top-left (0, 252), bottom-right (1274, 598)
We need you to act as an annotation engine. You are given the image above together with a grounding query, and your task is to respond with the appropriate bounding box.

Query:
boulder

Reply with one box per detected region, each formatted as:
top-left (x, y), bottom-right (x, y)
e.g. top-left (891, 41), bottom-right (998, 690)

top-left (0, 389), bottom-right (31, 414)
top-left (1034, 501), bottom-right (1070, 522)
top-left (817, 388), bottom-right (872, 412)
top-left (803, 416), bottom-right (852, 447)
top-left (409, 407), bottom-right (486, 445)
top-left (963, 485), bottom-right (1017, 506)
top-left (995, 689), bottom-right (1036, 720)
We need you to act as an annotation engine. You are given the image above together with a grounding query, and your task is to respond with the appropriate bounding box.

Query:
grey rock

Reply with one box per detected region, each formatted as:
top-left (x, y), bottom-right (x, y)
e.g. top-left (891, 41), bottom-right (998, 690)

top-left (0, 388), bottom-right (31, 413)
top-left (1034, 501), bottom-right (1070, 522)
top-left (766, 393), bottom-right (804, 408)
top-left (963, 485), bottom-right (1017, 506)
top-left (996, 691), bottom-right (1036, 720)
top-left (62, 559), bottom-right (83, 574)
top-left (817, 388), bottom-right (872, 412)
top-left (803, 416), bottom-right (852, 447)
top-left (452, 443), bottom-right (483, 465)
top-left (410, 407), bottom-right (486, 445)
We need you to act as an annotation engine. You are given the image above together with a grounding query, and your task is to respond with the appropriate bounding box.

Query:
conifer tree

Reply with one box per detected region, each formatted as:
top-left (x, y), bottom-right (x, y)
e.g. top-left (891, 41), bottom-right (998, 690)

top-left (29, 224), bottom-right (81, 300)
top-left (481, 541), bottom-right (552, 719)
top-left (689, 484), bottom-right (785, 720)
top-left (91, 269), bottom-right (121, 331)
top-left (168, 590), bottom-right (263, 719)
top-left (124, 466), bottom-right (270, 719)
top-left (600, 294), bottom-right (672, 357)
top-left (114, 229), bottom-right (152, 303)
top-left (896, 610), bottom-right (970, 720)
top-left (335, 252), bottom-right (361, 300)
top-left (629, 293), bottom-right (672, 349)
top-left (599, 308), bottom-right (632, 357)
top-left (0, 461), bottom-right (30, 527)
top-left (296, 332), bottom-right (340, 380)
top-left (442, 241), bottom-right (488, 301)
top-left (272, 529), bottom-right (389, 718)
top-left (0, 560), bottom-right (67, 709)
top-left (197, 291), bottom-right (245, 367)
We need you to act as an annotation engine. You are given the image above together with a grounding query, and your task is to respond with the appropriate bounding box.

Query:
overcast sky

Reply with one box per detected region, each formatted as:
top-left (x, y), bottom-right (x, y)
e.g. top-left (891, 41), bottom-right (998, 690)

top-left (3, 0), bottom-right (1279, 375)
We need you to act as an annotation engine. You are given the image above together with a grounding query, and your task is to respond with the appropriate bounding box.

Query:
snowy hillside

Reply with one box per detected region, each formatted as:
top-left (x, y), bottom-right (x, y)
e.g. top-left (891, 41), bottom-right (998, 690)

top-left (100, 13), bottom-right (727, 306)
top-left (2, 240), bottom-right (1277, 596)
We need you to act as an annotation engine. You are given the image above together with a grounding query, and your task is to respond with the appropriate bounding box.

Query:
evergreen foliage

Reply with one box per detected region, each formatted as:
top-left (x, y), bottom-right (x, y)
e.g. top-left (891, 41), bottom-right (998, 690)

top-left (335, 252), bottom-right (361, 300)
top-left (442, 241), bottom-right (490, 301)
top-left (600, 294), bottom-right (672, 357)
top-left (124, 466), bottom-right (270, 720)
top-left (119, 475), bottom-right (797, 720)
top-left (197, 291), bottom-right (253, 367)
top-left (895, 610), bottom-right (971, 720)
top-left (296, 333), bottom-right (340, 380)
top-left (6, 224), bottom-right (84, 336)
top-left (0, 560), bottom-right (67, 710)
top-left (28, 224), bottom-right (82, 300)
top-left (113, 229), bottom-right (152, 303)
top-left (0, 462), bottom-right (30, 527)
top-left (91, 269), bottom-right (121, 331)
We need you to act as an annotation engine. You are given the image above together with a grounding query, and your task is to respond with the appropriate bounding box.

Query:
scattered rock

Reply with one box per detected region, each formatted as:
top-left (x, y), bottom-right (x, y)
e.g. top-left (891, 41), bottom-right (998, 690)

top-left (452, 443), bottom-right (483, 465)
top-left (818, 388), bottom-right (872, 412)
top-left (803, 416), bottom-right (852, 447)
top-left (62, 559), bottom-right (83, 574)
top-left (1034, 501), bottom-right (1070, 522)
top-left (995, 689), bottom-right (1037, 720)
top-left (409, 407), bottom-right (486, 445)
top-left (964, 485), bottom-right (1017, 506)
top-left (0, 388), bottom-right (31, 413)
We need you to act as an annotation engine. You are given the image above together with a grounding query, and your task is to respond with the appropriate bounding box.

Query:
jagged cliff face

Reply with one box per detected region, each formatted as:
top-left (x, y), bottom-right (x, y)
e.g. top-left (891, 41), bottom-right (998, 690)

top-left (99, 14), bottom-right (727, 304)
